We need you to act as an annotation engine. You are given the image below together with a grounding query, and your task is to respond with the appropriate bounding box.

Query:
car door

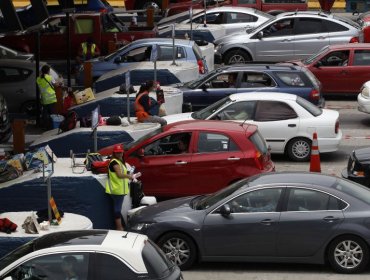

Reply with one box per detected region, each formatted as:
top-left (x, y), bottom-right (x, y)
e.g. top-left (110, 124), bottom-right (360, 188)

top-left (246, 101), bottom-right (299, 154)
top-left (277, 187), bottom-right (345, 257)
top-left (309, 49), bottom-right (352, 94)
top-left (126, 132), bottom-right (193, 198)
top-left (293, 17), bottom-right (330, 60)
top-left (202, 187), bottom-right (284, 257)
top-left (223, 12), bottom-right (259, 34)
top-left (185, 72), bottom-right (240, 111)
top-left (190, 131), bottom-right (248, 195)
top-left (346, 49), bottom-right (370, 94)
top-left (254, 18), bottom-right (295, 61)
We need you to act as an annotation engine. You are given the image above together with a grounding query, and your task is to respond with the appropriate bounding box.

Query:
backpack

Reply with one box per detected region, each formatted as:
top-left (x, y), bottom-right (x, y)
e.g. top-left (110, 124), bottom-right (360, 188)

top-left (106, 116), bottom-right (121, 126)
top-left (85, 153), bottom-right (104, 171)
top-left (59, 111), bottom-right (78, 133)
top-left (91, 160), bottom-right (110, 174)
top-left (80, 116), bottom-right (92, 128)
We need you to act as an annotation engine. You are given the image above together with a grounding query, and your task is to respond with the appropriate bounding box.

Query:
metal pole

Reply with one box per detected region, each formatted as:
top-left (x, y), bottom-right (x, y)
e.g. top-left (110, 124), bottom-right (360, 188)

top-left (66, 11), bottom-right (71, 88)
top-left (35, 30), bottom-right (41, 126)
top-left (127, 87), bottom-right (131, 123)
top-left (93, 128), bottom-right (97, 152)
top-left (172, 24), bottom-right (176, 65)
top-left (190, 6), bottom-right (193, 41)
top-left (203, 0), bottom-right (207, 27)
top-left (47, 177), bottom-right (52, 221)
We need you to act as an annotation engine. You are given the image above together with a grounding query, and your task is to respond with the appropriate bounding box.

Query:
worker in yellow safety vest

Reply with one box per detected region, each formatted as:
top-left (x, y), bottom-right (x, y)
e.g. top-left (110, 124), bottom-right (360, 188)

top-left (36, 65), bottom-right (57, 130)
top-left (106, 144), bottom-right (134, 231)
top-left (76, 37), bottom-right (101, 64)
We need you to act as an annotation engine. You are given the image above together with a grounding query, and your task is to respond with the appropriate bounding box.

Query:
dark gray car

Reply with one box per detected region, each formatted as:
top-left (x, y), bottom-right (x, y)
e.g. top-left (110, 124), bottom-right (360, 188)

top-left (128, 172), bottom-right (370, 273)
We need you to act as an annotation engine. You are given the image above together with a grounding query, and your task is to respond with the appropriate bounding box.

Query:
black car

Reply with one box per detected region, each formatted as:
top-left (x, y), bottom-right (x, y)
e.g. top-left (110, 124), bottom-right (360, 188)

top-left (176, 64), bottom-right (324, 112)
top-left (0, 94), bottom-right (11, 143)
top-left (342, 147), bottom-right (370, 187)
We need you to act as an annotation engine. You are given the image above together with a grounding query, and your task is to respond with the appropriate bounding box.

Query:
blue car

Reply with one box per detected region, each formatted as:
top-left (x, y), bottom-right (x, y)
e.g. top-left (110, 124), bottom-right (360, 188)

top-left (78, 38), bottom-right (207, 85)
top-left (177, 64), bottom-right (324, 111)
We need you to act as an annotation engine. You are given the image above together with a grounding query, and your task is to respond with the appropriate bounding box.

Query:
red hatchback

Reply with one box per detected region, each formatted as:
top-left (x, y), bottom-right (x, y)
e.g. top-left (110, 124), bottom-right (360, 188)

top-left (99, 120), bottom-right (275, 198)
top-left (286, 44), bottom-right (370, 96)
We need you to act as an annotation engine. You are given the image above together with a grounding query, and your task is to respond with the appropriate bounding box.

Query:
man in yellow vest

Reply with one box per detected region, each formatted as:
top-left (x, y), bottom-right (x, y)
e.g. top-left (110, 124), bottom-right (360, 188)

top-left (106, 144), bottom-right (134, 231)
top-left (76, 37), bottom-right (101, 65)
top-left (36, 65), bottom-right (57, 130)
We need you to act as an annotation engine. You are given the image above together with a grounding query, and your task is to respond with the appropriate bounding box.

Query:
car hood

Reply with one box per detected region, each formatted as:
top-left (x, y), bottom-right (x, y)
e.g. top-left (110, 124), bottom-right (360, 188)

top-left (354, 147), bottom-right (370, 163)
top-left (162, 112), bottom-right (194, 124)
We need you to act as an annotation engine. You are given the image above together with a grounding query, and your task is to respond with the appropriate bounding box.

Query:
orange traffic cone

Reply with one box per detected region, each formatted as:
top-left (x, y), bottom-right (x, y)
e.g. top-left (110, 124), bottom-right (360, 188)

top-left (309, 132), bottom-right (321, 172)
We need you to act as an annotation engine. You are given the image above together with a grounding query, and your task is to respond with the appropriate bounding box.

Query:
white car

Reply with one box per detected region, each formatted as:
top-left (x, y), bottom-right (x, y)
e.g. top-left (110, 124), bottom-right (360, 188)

top-left (0, 230), bottom-right (182, 280)
top-left (358, 80), bottom-right (370, 114)
top-left (158, 7), bottom-right (273, 35)
top-left (163, 92), bottom-right (342, 161)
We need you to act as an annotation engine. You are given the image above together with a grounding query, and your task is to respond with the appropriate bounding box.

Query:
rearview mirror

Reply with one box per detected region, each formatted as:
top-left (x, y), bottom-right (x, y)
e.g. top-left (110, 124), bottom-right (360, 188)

top-left (219, 204), bottom-right (231, 217)
top-left (314, 61), bottom-right (322, 68)
top-left (257, 31), bottom-right (263, 40)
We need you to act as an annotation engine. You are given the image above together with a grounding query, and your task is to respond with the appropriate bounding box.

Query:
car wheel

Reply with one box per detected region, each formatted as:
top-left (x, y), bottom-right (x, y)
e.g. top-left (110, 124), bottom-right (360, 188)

top-left (328, 235), bottom-right (369, 274)
top-left (224, 50), bottom-right (251, 65)
top-left (157, 232), bottom-right (197, 270)
top-left (135, 0), bottom-right (161, 10)
top-left (20, 101), bottom-right (37, 116)
top-left (286, 137), bottom-right (311, 162)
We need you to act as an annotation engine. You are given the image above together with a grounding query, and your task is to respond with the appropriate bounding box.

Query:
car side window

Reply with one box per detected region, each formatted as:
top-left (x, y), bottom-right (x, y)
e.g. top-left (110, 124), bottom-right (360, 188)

top-left (241, 72), bottom-right (275, 87)
top-left (197, 132), bottom-right (239, 153)
top-left (353, 50), bottom-right (370, 66)
top-left (263, 19), bottom-right (294, 37)
top-left (94, 253), bottom-right (137, 280)
top-left (216, 101), bottom-right (256, 121)
top-left (229, 188), bottom-right (282, 213)
top-left (295, 18), bottom-right (324, 35)
top-left (144, 133), bottom-right (192, 155)
top-left (226, 12), bottom-right (258, 24)
top-left (319, 50), bottom-right (350, 67)
top-left (254, 101), bottom-right (298, 122)
top-left (286, 188), bottom-right (346, 211)
top-left (0, 67), bottom-right (31, 83)
top-left (4, 253), bottom-right (89, 280)
top-left (75, 18), bottom-right (94, 34)
top-left (157, 46), bottom-right (186, 60)
top-left (323, 19), bottom-right (349, 32)
top-left (208, 73), bottom-right (237, 88)
top-left (122, 46), bottom-right (151, 62)
top-left (275, 72), bottom-right (305, 87)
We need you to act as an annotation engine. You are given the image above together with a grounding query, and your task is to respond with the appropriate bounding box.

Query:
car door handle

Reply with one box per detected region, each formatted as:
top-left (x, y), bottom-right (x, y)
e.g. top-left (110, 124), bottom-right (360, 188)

top-left (323, 216), bottom-right (340, 222)
top-left (175, 161), bottom-right (187, 165)
top-left (227, 157), bottom-right (240, 161)
top-left (282, 39), bottom-right (291, 42)
top-left (260, 219), bottom-right (274, 225)
top-left (288, 124), bottom-right (296, 127)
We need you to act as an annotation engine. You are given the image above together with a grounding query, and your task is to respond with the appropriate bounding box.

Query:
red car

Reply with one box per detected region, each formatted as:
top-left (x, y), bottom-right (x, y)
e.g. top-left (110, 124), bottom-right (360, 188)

top-left (99, 120), bottom-right (275, 198)
top-left (356, 11), bottom-right (370, 43)
top-left (285, 44), bottom-right (370, 96)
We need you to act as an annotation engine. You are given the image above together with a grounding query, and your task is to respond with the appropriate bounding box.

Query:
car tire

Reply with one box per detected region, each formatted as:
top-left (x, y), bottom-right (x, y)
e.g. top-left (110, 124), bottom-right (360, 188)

top-left (286, 137), bottom-right (311, 162)
top-left (223, 50), bottom-right (251, 65)
top-left (328, 235), bottom-right (369, 274)
top-left (135, 0), bottom-right (161, 10)
top-left (157, 232), bottom-right (197, 270)
top-left (20, 101), bottom-right (37, 116)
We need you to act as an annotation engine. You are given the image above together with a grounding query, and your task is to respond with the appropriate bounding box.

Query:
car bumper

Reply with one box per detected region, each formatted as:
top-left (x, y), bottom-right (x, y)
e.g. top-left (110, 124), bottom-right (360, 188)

top-left (317, 129), bottom-right (342, 153)
top-left (341, 168), bottom-right (370, 187)
top-left (357, 93), bottom-right (370, 114)
top-left (214, 51), bottom-right (222, 65)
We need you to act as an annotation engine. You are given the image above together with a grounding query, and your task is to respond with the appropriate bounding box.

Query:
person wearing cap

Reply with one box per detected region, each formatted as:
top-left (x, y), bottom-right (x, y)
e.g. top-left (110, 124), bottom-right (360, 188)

top-left (37, 65), bottom-right (57, 130)
top-left (105, 144), bottom-right (134, 231)
top-left (135, 80), bottom-right (167, 126)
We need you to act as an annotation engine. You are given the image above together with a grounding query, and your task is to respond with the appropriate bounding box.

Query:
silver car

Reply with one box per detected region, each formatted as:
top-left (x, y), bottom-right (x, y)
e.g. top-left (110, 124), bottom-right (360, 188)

top-left (215, 11), bottom-right (363, 64)
top-left (158, 6), bottom-right (273, 35)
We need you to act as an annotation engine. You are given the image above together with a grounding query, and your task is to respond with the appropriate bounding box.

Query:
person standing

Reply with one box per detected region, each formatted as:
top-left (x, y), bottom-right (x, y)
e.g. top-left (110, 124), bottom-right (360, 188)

top-left (36, 65), bottom-right (57, 130)
top-left (135, 81), bottom-right (167, 126)
top-left (105, 144), bottom-right (133, 231)
top-left (76, 37), bottom-right (101, 65)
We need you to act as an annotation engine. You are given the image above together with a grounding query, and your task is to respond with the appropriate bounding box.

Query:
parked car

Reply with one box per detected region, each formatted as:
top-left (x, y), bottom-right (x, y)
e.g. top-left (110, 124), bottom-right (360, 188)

top-left (158, 7), bottom-right (273, 35)
top-left (214, 11), bottom-right (363, 64)
top-left (0, 59), bottom-right (59, 114)
top-left (128, 171), bottom-right (370, 273)
top-left (0, 230), bottom-right (182, 280)
top-left (358, 80), bottom-right (370, 114)
top-left (0, 44), bottom-right (34, 60)
top-left (0, 94), bottom-right (11, 143)
top-left (174, 64), bottom-right (324, 111)
top-left (163, 93), bottom-right (341, 161)
top-left (284, 44), bottom-right (370, 96)
top-left (342, 147), bottom-right (370, 188)
top-left (99, 120), bottom-right (275, 198)
top-left (355, 11), bottom-right (370, 43)
top-left (78, 38), bottom-right (209, 84)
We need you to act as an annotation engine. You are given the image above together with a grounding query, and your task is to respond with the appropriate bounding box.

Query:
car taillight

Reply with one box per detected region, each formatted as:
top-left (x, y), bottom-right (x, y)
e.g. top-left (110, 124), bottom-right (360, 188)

top-left (335, 120), bottom-right (339, 134)
top-left (197, 59), bottom-right (205, 74)
top-left (254, 150), bottom-right (263, 170)
top-left (349, 36), bottom-right (360, 43)
top-left (100, 8), bottom-right (108, 13)
top-left (309, 89), bottom-right (320, 101)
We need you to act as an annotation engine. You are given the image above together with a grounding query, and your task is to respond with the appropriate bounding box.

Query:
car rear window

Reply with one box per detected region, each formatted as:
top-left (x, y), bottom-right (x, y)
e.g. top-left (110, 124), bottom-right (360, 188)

top-left (296, 96), bottom-right (322, 117)
top-left (142, 240), bottom-right (174, 278)
top-left (334, 178), bottom-right (370, 205)
top-left (333, 14), bottom-right (361, 29)
top-left (249, 130), bottom-right (268, 154)
top-left (301, 67), bottom-right (321, 89)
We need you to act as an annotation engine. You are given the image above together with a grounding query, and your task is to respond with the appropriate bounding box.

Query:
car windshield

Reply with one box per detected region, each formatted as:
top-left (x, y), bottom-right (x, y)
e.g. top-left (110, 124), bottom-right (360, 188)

top-left (0, 241), bottom-right (34, 271)
top-left (124, 127), bottom-right (163, 150)
top-left (183, 68), bottom-right (223, 89)
top-left (194, 180), bottom-right (247, 210)
top-left (296, 96), bottom-right (322, 116)
top-left (104, 43), bottom-right (132, 61)
top-left (334, 178), bottom-right (370, 205)
top-left (302, 46), bottom-right (329, 65)
top-left (192, 97), bottom-right (232, 119)
top-left (246, 16), bottom-right (276, 34)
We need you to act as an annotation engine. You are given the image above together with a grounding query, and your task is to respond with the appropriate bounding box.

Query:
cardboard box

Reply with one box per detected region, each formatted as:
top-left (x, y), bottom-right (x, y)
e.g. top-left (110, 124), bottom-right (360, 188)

top-left (73, 88), bottom-right (95, 105)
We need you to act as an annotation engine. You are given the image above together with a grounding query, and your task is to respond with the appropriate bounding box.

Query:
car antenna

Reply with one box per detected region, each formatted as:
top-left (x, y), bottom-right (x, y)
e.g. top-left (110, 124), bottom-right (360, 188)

top-left (122, 232), bottom-right (129, 238)
top-left (240, 114), bottom-right (249, 128)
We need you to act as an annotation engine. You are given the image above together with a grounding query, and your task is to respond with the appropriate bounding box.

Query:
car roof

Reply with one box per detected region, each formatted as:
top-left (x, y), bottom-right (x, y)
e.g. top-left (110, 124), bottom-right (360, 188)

top-left (217, 64), bottom-right (303, 72)
top-left (205, 6), bottom-right (260, 13)
top-left (324, 43), bottom-right (370, 50)
top-left (164, 120), bottom-right (258, 134)
top-left (130, 38), bottom-right (193, 47)
top-left (276, 10), bottom-right (335, 19)
top-left (229, 92), bottom-right (297, 102)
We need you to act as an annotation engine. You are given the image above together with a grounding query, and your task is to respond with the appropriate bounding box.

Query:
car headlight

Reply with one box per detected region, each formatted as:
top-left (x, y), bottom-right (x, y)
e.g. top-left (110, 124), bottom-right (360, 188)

top-left (215, 43), bottom-right (223, 52)
top-left (130, 222), bottom-right (155, 231)
top-left (361, 86), bottom-right (370, 98)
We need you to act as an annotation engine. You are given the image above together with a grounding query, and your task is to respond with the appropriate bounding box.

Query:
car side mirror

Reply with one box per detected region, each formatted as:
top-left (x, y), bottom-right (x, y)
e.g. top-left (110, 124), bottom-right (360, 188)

top-left (219, 204), bottom-right (231, 217)
top-left (137, 148), bottom-right (145, 157)
top-left (257, 31), bottom-right (263, 40)
top-left (114, 57), bottom-right (123, 64)
top-left (314, 61), bottom-right (322, 68)
top-left (201, 83), bottom-right (209, 91)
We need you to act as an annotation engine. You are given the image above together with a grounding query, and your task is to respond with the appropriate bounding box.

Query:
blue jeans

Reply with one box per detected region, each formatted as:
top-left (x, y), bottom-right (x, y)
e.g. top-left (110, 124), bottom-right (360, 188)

top-left (110, 194), bottom-right (125, 219)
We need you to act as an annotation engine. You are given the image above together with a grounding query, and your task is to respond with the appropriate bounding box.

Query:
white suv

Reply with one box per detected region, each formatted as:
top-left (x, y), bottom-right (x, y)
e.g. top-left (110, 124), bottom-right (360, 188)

top-left (215, 11), bottom-right (363, 64)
